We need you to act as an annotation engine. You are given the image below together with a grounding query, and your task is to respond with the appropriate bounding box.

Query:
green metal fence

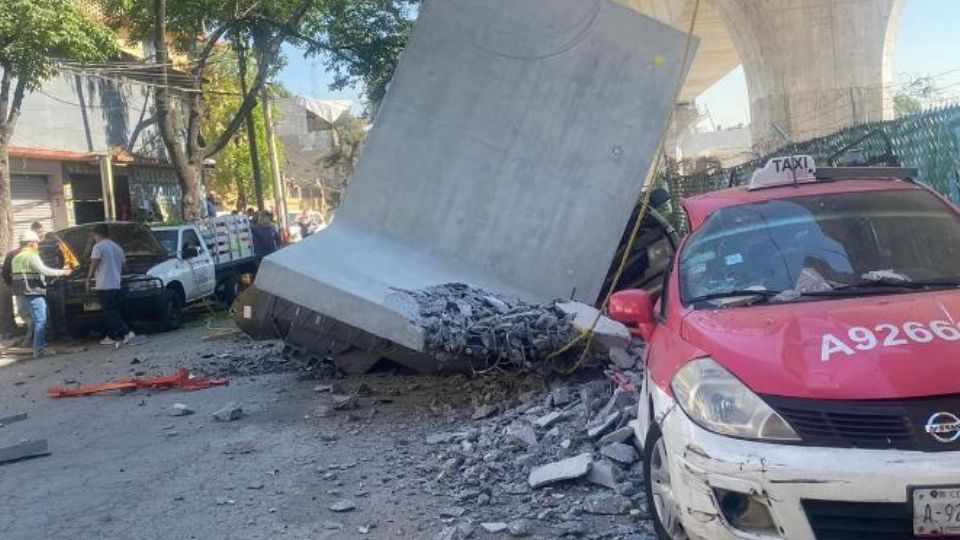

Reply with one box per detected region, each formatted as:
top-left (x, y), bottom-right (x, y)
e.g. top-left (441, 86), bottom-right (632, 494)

top-left (655, 105), bottom-right (960, 232)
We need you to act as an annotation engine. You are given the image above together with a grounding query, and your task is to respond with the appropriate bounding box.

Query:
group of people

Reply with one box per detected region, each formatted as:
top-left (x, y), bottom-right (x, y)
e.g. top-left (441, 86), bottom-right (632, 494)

top-left (2, 222), bottom-right (134, 358)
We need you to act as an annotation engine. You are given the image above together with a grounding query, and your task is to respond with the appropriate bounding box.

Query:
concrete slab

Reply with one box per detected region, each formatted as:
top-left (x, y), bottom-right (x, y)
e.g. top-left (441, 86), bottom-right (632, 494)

top-left (247, 0), bottom-right (696, 359)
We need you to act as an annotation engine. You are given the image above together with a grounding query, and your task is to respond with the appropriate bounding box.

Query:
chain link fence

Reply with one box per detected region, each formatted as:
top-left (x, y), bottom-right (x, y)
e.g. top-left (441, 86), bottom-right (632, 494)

top-left (654, 105), bottom-right (960, 233)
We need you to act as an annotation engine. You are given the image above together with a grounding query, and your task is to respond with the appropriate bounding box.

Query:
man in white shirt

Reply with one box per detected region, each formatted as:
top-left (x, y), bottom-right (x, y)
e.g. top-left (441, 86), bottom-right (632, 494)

top-left (85, 224), bottom-right (135, 345)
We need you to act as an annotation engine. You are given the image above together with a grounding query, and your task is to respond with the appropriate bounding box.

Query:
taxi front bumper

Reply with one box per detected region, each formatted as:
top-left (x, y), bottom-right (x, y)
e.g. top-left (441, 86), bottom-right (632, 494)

top-left (658, 398), bottom-right (960, 540)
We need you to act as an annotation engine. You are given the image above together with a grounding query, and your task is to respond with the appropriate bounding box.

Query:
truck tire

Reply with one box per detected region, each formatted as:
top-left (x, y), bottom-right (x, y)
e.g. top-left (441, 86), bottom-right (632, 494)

top-left (219, 273), bottom-right (240, 308)
top-left (159, 289), bottom-right (183, 331)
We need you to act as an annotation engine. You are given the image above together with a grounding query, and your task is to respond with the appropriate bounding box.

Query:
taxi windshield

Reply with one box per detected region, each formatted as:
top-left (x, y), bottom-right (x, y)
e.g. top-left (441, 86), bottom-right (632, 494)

top-left (680, 189), bottom-right (960, 307)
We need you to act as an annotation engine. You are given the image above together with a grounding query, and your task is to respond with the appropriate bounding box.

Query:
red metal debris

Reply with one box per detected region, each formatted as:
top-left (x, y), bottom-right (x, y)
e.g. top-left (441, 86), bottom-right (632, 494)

top-left (47, 368), bottom-right (228, 398)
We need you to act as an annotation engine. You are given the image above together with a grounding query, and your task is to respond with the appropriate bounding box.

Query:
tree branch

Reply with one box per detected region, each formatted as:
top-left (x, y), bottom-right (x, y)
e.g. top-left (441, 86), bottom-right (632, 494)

top-left (153, 0), bottom-right (190, 170)
top-left (0, 76), bottom-right (26, 144)
top-left (0, 63), bottom-right (10, 129)
top-left (202, 0), bottom-right (315, 158)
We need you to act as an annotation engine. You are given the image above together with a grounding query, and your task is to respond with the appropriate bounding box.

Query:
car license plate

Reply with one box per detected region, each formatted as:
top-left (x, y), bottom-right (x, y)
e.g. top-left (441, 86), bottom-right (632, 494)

top-left (83, 301), bottom-right (102, 312)
top-left (914, 486), bottom-right (960, 536)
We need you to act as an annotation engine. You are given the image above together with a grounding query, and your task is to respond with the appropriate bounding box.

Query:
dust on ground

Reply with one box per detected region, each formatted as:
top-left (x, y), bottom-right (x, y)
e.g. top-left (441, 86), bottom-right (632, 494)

top-left (0, 313), bottom-right (653, 540)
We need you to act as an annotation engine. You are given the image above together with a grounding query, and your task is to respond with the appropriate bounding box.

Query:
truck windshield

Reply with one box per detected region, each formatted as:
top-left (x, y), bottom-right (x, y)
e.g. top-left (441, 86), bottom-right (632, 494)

top-left (680, 189), bottom-right (960, 307)
top-left (153, 230), bottom-right (178, 256)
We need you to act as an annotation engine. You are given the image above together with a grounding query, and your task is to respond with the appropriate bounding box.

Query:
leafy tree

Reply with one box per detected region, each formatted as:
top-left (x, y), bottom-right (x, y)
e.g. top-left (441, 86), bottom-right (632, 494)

top-left (299, 0), bottom-right (418, 109)
top-left (893, 92), bottom-right (922, 118)
top-left (108, 0), bottom-right (416, 219)
top-left (0, 0), bottom-right (117, 249)
top-left (203, 50), bottom-right (282, 211)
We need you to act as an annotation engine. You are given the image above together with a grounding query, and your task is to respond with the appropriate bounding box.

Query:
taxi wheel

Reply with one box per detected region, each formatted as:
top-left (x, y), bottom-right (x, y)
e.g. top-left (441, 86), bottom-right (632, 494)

top-left (643, 424), bottom-right (689, 540)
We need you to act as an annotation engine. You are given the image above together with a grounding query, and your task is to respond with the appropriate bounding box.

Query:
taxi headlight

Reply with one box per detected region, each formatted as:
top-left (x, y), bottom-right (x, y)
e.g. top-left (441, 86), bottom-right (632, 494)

top-left (671, 357), bottom-right (800, 441)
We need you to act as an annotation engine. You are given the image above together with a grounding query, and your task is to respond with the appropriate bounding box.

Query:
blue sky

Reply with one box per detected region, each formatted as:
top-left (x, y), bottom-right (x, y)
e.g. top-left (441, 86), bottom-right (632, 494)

top-left (278, 0), bottom-right (959, 125)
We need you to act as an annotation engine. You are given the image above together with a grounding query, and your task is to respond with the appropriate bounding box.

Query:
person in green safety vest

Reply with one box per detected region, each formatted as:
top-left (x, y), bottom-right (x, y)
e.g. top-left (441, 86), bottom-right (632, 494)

top-left (11, 230), bottom-right (73, 358)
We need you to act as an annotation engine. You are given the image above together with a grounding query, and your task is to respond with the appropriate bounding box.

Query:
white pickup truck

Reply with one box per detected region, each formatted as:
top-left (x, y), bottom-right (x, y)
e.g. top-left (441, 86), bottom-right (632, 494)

top-left (52, 216), bottom-right (261, 335)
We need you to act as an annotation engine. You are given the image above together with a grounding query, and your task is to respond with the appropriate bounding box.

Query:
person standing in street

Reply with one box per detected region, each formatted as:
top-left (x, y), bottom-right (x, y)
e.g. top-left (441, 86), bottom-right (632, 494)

top-left (85, 224), bottom-right (135, 346)
top-left (11, 230), bottom-right (72, 358)
top-left (4, 222), bottom-right (47, 347)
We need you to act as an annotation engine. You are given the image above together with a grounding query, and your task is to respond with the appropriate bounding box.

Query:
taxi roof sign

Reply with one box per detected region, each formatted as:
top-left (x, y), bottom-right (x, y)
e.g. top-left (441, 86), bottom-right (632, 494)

top-left (748, 155), bottom-right (817, 190)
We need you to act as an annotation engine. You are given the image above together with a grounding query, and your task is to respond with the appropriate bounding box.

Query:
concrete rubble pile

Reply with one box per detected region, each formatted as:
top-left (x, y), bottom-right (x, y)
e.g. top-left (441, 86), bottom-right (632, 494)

top-left (427, 357), bottom-right (652, 539)
top-left (407, 284), bottom-right (578, 370)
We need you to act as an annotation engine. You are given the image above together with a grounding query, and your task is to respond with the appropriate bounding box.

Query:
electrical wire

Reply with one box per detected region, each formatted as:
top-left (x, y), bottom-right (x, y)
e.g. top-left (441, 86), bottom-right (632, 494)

top-left (547, 0), bottom-right (702, 374)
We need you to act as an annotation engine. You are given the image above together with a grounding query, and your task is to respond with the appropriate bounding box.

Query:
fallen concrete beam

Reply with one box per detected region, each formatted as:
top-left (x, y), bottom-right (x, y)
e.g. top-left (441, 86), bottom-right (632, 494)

top-left (237, 0), bottom-right (696, 370)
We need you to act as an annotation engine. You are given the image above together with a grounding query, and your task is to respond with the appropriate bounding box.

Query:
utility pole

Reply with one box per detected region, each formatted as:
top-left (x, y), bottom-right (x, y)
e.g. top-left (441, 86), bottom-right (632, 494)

top-left (261, 86), bottom-right (288, 232)
top-left (234, 38), bottom-right (265, 211)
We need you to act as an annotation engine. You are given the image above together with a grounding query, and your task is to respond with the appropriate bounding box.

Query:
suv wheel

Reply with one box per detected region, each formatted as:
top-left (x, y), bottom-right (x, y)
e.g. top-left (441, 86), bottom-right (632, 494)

top-left (159, 289), bottom-right (182, 331)
top-left (643, 424), bottom-right (688, 540)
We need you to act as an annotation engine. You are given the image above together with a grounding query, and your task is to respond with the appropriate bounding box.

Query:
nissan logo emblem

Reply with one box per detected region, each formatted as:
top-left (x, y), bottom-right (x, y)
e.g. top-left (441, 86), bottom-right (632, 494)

top-left (925, 412), bottom-right (960, 443)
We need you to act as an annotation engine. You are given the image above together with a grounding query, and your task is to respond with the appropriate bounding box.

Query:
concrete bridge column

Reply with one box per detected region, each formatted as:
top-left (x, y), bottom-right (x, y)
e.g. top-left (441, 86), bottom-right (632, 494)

top-left (710, 0), bottom-right (905, 149)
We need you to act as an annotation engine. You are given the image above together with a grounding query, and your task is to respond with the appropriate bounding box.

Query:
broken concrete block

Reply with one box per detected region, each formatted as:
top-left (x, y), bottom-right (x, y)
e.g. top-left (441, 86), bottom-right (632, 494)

top-left (329, 499), bottom-right (356, 512)
top-left (528, 453), bottom-right (592, 488)
top-left (597, 389), bottom-right (636, 420)
top-left (212, 402), bottom-right (243, 422)
top-left (586, 411), bottom-right (620, 439)
top-left (607, 347), bottom-right (636, 370)
top-left (426, 432), bottom-right (463, 445)
top-left (585, 460), bottom-right (622, 490)
top-left (170, 403), bottom-right (194, 417)
top-left (480, 522), bottom-right (509, 533)
top-left (331, 394), bottom-right (357, 410)
top-left (533, 410), bottom-right (565, 429)
top-left (508, 519), bottom-right (534, 537)
top-left (439, 506), bottom-right (467, 518)
top-left (582, 493), bottom-right (632, 515)
top-left (600, 442), bottom-right (638, 465)
top-left (437, 524), bottom-right (474, 540)
top-left (598, 426), bottom-right (635, 446)
top-left (556, 302), bottom-right (631, 351)
top-left (505, 422), bottom-right (538, 448)
top-left (472, 404), bottom-right (498, 420)
top-left (548, 386), bottom-right (578, 407)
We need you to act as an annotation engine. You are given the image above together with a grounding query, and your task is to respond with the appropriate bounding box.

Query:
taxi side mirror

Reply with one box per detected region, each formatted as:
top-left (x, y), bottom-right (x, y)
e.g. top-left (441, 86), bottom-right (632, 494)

top-left (608, 289), bottom-right (656, 342)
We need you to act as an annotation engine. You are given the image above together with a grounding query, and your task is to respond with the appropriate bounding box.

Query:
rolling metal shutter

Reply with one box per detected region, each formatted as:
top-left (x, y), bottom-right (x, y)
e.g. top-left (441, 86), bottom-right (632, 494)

top-left (11, 175), bottom-right (54, 248)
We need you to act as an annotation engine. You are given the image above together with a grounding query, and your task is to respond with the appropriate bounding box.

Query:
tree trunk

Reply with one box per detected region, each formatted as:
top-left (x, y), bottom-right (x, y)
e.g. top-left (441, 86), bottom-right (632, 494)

top-left (179, 159), bottom-right (203, 221)
top-left (0, 144), bottom-right (14, 335)
top-left (235, 42), bottom-right (265, 211)
top-left (0, 143), bottom-right (12, 251)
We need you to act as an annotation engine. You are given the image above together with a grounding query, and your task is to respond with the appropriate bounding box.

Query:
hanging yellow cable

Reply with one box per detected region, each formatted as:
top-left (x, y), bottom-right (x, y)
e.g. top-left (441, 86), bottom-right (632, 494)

top-left (549, 0), bottom-right (702, 373)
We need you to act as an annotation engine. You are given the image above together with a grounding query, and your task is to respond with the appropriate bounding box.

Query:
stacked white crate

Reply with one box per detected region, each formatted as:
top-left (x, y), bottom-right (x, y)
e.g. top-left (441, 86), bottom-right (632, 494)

top-left (197, 215), bottom-right (255, 265)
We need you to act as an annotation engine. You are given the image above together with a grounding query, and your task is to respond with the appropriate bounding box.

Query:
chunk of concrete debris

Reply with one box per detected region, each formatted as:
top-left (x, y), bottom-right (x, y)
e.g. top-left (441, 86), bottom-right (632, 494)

top-left (528, 453), bottom-right (592, 488)
top-left (439, 506), bottom-right (467, 518)
top-left (480, 522), bottom-right (509, 533)
top-left (328, 499), bottom-right (356, 512)
top-left (331, 394), bottom-right (357, 410)
top-left (426, 432), bottom-right (463, 445)
top-left (533, 410), bottom-right (565, 429)
top-left (586, 411), bottom-right (620, 439)
top-left (598, 426), bottom-right (634, 446)
top-left (601, 442), bottom-right (638, 465)
top-left (312, 404), bottom-right (333, 418)
top-left (548, 386), bottom-right (578, 407)
top-left (583, 493), bottom-right (632, 515)
top-left (585, 460), bottom-right (622, 490)
top-left (212, 402), bottom-right (244, 422)
top-left (607, 346), bottom-right (636, 370)
top-left (508, 519), bottom-right (535, 537)
top-left (471, 404), bottom-right (498, 420)
top-left (556, 302), bottom-right (631, 350)
top-left (170, 403), bottom-right (194, 417)
top-left (505, 422), bottom-right (538, 448)
top-left (437, 524), bottom-right (474, 540)
top-left (598, 389), bottom-right (636, 420)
